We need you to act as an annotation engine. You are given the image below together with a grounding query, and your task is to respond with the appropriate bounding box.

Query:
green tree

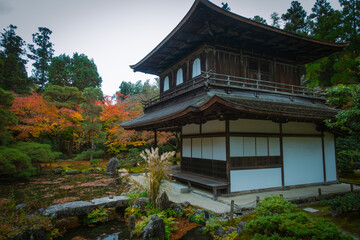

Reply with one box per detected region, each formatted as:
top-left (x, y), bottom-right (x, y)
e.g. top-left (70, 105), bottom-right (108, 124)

top-left (80, 87), bottom-right (104, 161)
top-left (28, 27), bottom-right (55, 91)
top-left (43, 85), bottom-right (83, 157)
top-left (270, 12), bottom-right (281, 28)
top-left (0, 25), bottom-right (31, 93)
top-left (308, 0), bottom-right (342, 41)
top-left (252, 15), bottom-right (267, 24)
top-left (0, 88), bottom-right (17, 145)
top-left (282, 1), bottom-right (308, 34)
top-left (119, 80), bottom-right (143, 99)
top-left (48, 53), bottom-right (102, 91)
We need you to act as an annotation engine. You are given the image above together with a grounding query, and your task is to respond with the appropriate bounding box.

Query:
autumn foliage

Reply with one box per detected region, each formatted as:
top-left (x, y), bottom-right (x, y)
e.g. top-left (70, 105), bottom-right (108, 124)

top-left (8, 89), bottom-right (173, 158)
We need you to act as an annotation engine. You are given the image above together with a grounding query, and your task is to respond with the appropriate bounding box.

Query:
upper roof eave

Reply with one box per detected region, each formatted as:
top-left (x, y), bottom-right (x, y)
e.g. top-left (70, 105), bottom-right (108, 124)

top-left (130, 0), bottom-right (348, 74)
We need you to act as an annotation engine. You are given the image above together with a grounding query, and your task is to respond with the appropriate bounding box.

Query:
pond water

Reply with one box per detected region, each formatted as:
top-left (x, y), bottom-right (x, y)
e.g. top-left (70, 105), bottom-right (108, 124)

top-left (0, 173), bottom-right (124, 207)
top-left (60, 220), bottom-right (131, 240)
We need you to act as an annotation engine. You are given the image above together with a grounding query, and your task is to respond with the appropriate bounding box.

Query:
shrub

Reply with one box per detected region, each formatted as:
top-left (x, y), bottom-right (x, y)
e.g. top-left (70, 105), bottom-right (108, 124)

top-left (10, 142), bottom-right (61, 163)
top-left (337, 150), bottom-right (360, 175)
top-left (140, 148), bottom-right (175, 203)
top-left (85, 206), bottom-right (109, 224)
top-left (0, 147), bottom-right (35, 178)
top-left (246, 212), bottom-right (352, 239)
top-left (134, 216), bottom-right (151, 237)
top-left (74, 149), bottom-right (104, 161)
top-left (203, 216), bottom-right (224, 235)
top-left (124, 207), bottom-right (142, 218)
top-left (255, 196), bottom-right (298, 217)
top-left (323, 192), bottom-right (360, 213)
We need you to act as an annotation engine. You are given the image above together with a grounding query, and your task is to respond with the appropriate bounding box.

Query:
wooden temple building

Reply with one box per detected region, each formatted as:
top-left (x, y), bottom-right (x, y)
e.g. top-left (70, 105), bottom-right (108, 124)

top-left (122, 0), bottom-right (347, 195)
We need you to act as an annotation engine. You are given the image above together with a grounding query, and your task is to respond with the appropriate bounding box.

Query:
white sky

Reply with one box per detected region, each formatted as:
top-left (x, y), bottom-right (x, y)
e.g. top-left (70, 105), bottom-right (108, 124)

top-left (0, 0), bottom-right (341, 96)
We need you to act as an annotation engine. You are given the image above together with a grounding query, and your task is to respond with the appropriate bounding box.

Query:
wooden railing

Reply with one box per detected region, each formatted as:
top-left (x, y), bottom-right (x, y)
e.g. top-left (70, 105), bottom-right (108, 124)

top-left (143, 71), bottom-right (326, 108)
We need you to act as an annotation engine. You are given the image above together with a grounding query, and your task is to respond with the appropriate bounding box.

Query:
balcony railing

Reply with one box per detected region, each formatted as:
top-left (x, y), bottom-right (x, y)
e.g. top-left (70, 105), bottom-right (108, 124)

top-left (143, 71), bottom-right (326, 108)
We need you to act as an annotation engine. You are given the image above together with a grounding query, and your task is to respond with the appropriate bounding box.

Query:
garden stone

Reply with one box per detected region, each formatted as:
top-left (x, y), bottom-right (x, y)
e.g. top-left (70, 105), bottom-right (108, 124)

top-left (189, 209), bottom-right (216, 224)
top-left (156, 191), bottom-right (170, 210)
top-left (132, 197), bottom-right (149, 210)
top-left (53, 168), bottom-right (62, 174)
top-left (67, 170), bottom-right (80, 175)
top-left (15, 203), bottom-right (28, 211)
top-left (14, 228), bottom-right (47, 240)
top-left (237, 221), bottom-right (247, 233)
top-left (170, 204), bottom-right (185, 216)
top-left (105, 157), bottom-right (119, 175)
top-left (226, 226), bottom-right (237, 233)
top-left (214, 227), bottom-right (227, 237)
top-left (140, 214), bottom-right (165, 240)
top-left (181, 201), bottom-right (190, 208)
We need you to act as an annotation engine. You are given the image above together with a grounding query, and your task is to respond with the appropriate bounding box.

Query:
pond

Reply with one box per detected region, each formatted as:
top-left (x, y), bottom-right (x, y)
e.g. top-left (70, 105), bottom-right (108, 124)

top-left (0, 173), bottom-right (124, 207)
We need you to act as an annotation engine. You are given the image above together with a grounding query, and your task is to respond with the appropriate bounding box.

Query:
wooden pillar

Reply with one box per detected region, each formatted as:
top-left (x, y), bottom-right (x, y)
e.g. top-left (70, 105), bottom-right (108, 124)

top-left (321, 131), bottom-right (327, 183)
top-left (280, 123), bottom-right (285, 187)
top-left (225, 119), bottom-right (230, 194)
top-left (154, 130), bottom-right (157, 148)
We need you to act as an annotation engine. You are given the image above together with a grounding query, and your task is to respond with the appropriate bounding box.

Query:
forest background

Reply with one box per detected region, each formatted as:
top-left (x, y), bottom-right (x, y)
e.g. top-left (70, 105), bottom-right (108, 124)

top-left (0, 0), bottom-right (359, 179)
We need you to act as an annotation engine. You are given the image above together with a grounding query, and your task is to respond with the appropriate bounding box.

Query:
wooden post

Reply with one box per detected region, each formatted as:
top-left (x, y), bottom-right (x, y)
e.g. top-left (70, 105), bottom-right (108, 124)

top-left (230, 200), bottom-right (234, 221)
top-left (129, 215), bottom-right (136, 231)
top-left (350, 184), bottom-right (354, 192)
top-left (318, 188), bottom-right (322, 199)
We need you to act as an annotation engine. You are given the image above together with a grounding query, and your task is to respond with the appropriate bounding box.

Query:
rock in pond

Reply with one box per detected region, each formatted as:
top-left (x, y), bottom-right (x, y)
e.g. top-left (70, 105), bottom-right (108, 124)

top-left (140, 215), bottom-right (165, 240)
top-left (53, 167), bottom-right (62, 174)
top-left (66, 170), bottom-right (80, 175)
top-left (105, 157), bottom-right (119, 175)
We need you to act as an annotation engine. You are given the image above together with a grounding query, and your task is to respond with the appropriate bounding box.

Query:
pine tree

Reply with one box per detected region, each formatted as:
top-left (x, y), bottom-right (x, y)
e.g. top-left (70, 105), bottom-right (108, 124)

top-left (28, 27), bottom-right (55, 91)
top-left (282, 1), bottom-right (308, 35)
top-left (0, 25), bottom-right (31, 93)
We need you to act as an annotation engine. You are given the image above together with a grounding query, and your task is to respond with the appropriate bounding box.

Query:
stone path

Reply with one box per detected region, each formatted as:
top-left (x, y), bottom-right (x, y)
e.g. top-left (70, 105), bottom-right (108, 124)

top-left (130, 173), bottom-right (360, 214)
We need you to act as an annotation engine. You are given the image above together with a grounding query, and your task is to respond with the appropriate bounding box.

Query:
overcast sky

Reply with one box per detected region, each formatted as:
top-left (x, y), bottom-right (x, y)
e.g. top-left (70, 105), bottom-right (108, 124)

top-left (0, 0), bottom-right (341, 96)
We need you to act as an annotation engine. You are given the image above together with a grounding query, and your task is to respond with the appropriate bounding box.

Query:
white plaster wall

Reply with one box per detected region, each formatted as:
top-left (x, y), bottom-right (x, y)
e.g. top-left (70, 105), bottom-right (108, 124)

top-left (213, 137), bottom-right (226, 161)
top-left (282, 122), bottom-right (319, 134)
top-left (256, 137), bottom-right (268, 156)
top-left (182, 124), bottom-right (200, 135)
top-left (230, 168), bottom-right (282, 192)
top-left (269, 137), bottom-right (280, 156)
top-left (324, 132), bottom-right (337, 182)
top-left (192, 138), bottom-right (202, 158)
top-left (182, 138), bottom-right (191, 157)
top-left (244, 137), bottom-right (256, 156)
top-left (230, 119), bottom-right (279, 133)
top-left (283, 137), bottom-right (324, 186)
top-left (202, 138), bottom-right (213, 159)
top-left (230, 137), bottom-right (244, 157)
top-left (202, 120), bottom-right (225, 133)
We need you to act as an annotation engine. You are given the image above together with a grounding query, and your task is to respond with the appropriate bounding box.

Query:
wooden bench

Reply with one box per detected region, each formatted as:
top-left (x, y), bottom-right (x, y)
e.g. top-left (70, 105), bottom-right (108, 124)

top-left (171, 171), bottom-right (228, 199)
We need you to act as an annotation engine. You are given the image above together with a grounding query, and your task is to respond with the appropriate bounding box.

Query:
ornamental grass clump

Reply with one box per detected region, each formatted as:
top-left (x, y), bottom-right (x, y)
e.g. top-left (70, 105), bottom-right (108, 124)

top-left (140, 147), bottom-right (175, 204)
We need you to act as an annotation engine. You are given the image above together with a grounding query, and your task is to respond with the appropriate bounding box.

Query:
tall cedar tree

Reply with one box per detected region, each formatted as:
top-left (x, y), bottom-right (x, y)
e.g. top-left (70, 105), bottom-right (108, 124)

top-left (0, 25), bottom-right (31, 94)
top-left (28, 27), bottom-right (55, 91)
top-left (282, 1), bottom-right (308, 34)
top-left (48, 53), bottom-right (102, 91)
top-left (80, 87), bottom-right (104, 161)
